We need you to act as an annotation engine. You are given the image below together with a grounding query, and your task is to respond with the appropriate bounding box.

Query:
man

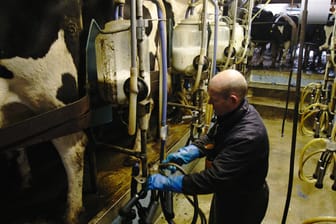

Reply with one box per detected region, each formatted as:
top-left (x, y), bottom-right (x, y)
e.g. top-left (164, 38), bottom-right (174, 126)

top-left (148, 69), bottom-right (269, 223)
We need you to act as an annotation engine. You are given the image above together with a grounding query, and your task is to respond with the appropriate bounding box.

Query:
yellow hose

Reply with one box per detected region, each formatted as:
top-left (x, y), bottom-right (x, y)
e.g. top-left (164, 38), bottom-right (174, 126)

top-left (331, 123), bottom-right (336, 141)
top-left (302, 216), bottom-right (336, 223)
top-left (299, 83), bottom-right (323, 114)
top-left (299, 109), bottom-right (320, 136)
top-left (298, 149), bottom-right (325, 183)
top-left (299, 103), bottom-right (330, 136)
top-left (298, 138), bottom-right (328, 183)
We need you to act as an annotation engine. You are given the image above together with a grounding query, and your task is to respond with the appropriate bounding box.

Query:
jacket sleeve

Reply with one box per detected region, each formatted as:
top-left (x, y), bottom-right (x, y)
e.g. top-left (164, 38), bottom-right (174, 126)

top-left (182, 130), bottom-right (268, 195)
top-left (192, 122), bottom-right (218, 156)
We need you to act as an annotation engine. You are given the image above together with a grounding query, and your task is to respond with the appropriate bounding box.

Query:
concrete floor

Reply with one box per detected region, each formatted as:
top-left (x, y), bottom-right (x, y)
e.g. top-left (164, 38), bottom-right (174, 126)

top-left (155, 117), bottom-right (336, 224)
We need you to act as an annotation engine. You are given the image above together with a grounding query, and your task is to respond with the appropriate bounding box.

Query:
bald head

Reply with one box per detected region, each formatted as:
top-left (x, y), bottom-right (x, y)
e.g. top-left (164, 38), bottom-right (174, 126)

top-left (208, 69), bottom-right (248, 116)
top-left (209, 69), bottom-right (247, 101)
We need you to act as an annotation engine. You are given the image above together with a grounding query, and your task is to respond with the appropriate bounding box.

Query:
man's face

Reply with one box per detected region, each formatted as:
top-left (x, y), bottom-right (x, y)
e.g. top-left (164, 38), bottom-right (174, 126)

top-left (208, 87), bottom-right (233, 116)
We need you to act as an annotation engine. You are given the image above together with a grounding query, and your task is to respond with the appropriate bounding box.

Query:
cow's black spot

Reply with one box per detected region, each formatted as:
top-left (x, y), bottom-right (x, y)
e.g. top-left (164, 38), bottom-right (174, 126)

top-left (0, 65), bottom-right (14, 79)
top-left (56, 73), bottom-right (78, 104)
top-left (0, 1), bottom-right (82, 60)
top-left (1, 102), bottom-right (34, 126)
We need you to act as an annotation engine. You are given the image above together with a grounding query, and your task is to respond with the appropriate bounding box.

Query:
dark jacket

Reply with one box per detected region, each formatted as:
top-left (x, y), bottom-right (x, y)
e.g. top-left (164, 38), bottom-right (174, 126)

top-left (182, 99), bottom-right (269, 223)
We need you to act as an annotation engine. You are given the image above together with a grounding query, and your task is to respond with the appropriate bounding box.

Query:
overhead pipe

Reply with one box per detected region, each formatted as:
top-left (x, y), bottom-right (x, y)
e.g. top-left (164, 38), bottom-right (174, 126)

top-left (155, 0), bottom-right (168, 163)
top-left (204, 0), bottom-right (217, 134)
top-left (128, 0), bottom-right (138, 135)
top-left (192, 0), bottom-right (209, 92)
top-left (235, 0), bottom-right (254, 64)
top-left (223, 0), bottom-right (238, 69)
top-left (210, 0), bottom-right (219, 77)
top-left (149, 0), bottom-right (169, 162)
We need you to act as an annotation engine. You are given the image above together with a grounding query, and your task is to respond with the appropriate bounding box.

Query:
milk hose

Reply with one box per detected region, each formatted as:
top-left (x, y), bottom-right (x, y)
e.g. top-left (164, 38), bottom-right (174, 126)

top-left (281, 0), bottom-right (307, 222)
top-left (299, 83), bottom-right (323, 114)
top-left (191, 0), bottom-right (209, 93)
top-left (158, 162), bottom-right (207, 224)
top-left (298, 138), bottom-right (328, 184)
top-left (149, 0), bottom-right (175, 222)
top-left (299, 106), bottom-right (329, 137)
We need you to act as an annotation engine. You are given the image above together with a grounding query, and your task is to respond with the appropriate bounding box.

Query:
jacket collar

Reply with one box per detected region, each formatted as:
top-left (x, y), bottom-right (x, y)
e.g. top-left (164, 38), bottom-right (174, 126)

top-left (216, 99), bottom-right (249, 126)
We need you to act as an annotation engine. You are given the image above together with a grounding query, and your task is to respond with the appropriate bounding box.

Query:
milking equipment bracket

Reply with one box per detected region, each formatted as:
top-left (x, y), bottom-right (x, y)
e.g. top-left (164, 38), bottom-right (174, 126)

top-left (0, 94), bottom-right (91, 152)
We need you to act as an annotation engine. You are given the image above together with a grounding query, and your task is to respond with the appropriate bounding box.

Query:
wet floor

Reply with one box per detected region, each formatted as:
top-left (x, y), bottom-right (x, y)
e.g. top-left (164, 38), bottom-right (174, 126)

top-left (155, 116), bottom-right (336, 224)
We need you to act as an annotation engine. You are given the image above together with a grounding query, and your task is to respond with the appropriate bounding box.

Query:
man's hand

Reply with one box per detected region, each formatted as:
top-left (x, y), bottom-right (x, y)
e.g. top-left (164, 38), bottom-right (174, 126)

top-left (147, 174), bottom-right (184, 193)
top-left (162, 145), bottom-right (201, 165)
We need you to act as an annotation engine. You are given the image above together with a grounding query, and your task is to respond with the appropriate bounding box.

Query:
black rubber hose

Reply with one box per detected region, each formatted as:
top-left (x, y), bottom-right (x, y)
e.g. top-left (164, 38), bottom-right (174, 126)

top-left (281, 1), bottom-right (307, 223)
top-left (184, 195), bottom-right (207, 224)
top-left (158, 162), bottom-right (206, 224)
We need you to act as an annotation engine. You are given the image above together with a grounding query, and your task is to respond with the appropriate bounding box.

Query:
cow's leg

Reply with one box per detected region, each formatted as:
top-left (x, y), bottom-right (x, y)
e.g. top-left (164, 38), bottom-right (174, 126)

top-left (256, 45), bottom-right (266, 67)
top-left (313, 49), bottom-right (323, 72)
top-left (271, 42), bottom-right (280, 68)
top-left (52, 132), bottom-right (87, 224)
top-left (2, 148), bottom-right (32, 190)
top-left (0, 81), bottom-right (34, 189)
top-left (281, 40), bottom-right (291, 67)
top-left (249, 43), bottom-right (260, 67)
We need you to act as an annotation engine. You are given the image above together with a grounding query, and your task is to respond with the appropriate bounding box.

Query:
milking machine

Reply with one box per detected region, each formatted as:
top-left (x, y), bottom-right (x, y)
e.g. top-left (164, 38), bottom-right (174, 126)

top-left (169, 0), bottom-right (211, 146)
top-left (117, 0), bottom-right (210, 222)
top-left (169, 0), bottom-right (251, 139)
top-left (298, 138), bottom-right (336, 190)
top-left (86, 0), bottom-right (157, 222)
top-left (207, 0), bottom-right (250, 71)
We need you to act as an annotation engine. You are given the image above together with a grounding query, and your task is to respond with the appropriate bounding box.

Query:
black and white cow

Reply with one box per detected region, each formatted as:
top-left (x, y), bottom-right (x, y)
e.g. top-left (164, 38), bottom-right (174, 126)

top-left (250, 7), bottom-right (275, 67)
top-left (250, 7), bottom-right (298, 68)
top-left (271, 13), bottom-right (299, 67)
top-left (0, 1), bottom-right (87, 223)
top-left (302, 14), bottom-right (335, 73)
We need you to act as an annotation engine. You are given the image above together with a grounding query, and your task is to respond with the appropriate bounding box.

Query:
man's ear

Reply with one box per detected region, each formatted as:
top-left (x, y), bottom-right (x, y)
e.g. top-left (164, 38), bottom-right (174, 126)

top-left (229, 94), bottom-right (239, 104)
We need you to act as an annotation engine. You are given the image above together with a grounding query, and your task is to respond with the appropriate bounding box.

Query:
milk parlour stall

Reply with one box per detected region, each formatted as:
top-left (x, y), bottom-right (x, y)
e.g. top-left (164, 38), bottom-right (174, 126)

top-left (0, 0), bottom-right (251, 223)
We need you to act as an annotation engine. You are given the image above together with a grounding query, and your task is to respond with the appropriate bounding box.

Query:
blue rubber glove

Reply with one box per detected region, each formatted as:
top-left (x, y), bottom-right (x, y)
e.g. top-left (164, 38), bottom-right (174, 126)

top-left (147, 174), bottom-right (184, 193)
top-left (162, 144), bottom-right (201, 165)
